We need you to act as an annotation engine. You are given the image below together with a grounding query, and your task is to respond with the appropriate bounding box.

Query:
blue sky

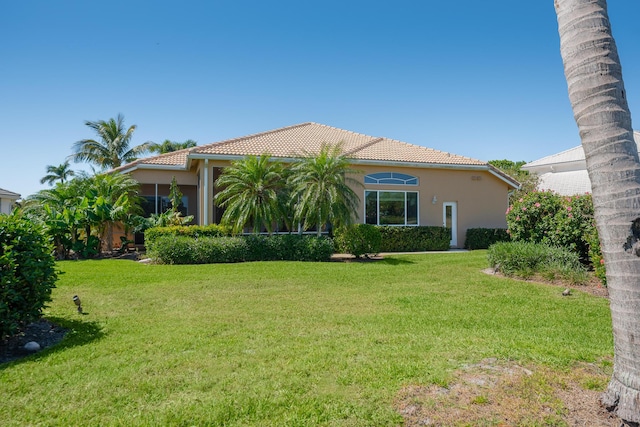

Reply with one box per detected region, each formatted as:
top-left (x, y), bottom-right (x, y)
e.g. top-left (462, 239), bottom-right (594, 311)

top-left (2, 1), bottom-right (639, 198)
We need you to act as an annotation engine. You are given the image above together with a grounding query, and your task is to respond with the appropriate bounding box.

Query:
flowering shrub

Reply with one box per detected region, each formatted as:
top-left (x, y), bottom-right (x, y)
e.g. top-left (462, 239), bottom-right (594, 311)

top-left (506, 191), bottom-right (605, 284)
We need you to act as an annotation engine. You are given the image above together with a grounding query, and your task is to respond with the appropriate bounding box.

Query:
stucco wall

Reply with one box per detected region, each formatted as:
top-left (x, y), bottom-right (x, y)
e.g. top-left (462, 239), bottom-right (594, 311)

top-left (129, 160), bottom-right (512, 248)
top-left (351, 165), bottom-right (510, 247)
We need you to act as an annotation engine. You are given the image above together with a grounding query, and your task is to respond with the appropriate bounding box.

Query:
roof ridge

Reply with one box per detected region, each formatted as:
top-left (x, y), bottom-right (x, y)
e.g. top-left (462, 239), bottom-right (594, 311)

top-left (195, 122), bottom-right (313, 152)
top-left (344, 137), bottom-right (385, 156)
top-left (307, 122), bottom-right (379, 139)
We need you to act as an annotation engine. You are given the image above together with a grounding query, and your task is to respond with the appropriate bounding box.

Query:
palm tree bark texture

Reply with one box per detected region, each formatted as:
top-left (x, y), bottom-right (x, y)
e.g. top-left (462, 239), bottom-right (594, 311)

top-left (555, 0), bottom-right (640, 423)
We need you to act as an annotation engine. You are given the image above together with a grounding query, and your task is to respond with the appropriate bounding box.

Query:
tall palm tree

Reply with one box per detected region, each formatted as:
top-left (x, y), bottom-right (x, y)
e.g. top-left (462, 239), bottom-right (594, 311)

top-left (288, 143), bottom-right (361, 236)
top-left (40, 160), bottom-right (75, 185)
top-left (148, 139), bottom-right (197, 154)
top-left (214, 155), bottom-right (284, 234)
top-left (556, 0), bottom-right (640, 422)
top-left (70, 114), bottom-right (150, 170)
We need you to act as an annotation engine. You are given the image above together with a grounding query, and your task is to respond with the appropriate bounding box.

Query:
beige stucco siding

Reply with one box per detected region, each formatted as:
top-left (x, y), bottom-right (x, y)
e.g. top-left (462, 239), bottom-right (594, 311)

top-left (129, 160), bottom-right (511, 247)
top-left (351, 165), bottom-right (510, 247)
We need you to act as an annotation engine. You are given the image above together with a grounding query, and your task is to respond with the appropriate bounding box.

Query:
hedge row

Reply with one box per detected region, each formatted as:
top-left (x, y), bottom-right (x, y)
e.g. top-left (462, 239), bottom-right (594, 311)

top-left (377, 226), bottom-right (451, 252)
top-left (144, 224), bottom-right (229, 241)
top-left (146, 234), bottom-right (334, 264)
top-left (464, 228), bottom-right (510, 250)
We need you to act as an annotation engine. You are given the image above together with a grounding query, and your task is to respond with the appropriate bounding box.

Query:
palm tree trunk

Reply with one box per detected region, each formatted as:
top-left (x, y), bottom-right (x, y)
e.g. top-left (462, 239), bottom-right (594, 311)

top-left (556, 0), bottom-right (640, 422)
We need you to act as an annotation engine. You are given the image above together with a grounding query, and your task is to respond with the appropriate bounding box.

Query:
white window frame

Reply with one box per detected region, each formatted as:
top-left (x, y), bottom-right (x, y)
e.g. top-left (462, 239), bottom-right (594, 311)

top-left (364, 190), bottom-right (419, 226)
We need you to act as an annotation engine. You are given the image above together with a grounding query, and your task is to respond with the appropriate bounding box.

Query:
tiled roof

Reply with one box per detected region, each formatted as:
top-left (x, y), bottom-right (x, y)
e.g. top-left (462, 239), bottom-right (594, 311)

top-left (119, 122), bottom-right (487, 170)
top-left (524, 131), bottom-right (640, 169)
top-left (523, 146), bottom-right (586, 169)
top-left (0, 187), bottom-right (20, 198)
top-left (538, 170), bottom-right (592, 196)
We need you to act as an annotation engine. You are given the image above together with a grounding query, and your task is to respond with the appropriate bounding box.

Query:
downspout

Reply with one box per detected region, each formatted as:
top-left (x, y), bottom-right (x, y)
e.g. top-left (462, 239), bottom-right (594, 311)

top-left (204, 159), bottom-right (209, 225)
top-left (155, 183), bottom-right (159, 214)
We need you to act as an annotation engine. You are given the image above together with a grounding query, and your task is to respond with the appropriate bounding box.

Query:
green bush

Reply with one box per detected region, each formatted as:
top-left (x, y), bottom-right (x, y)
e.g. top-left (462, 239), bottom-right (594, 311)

top-left (0, 215), bottom-right (58, 340)
top-left (506, 191), bottom-right (595, 263)
top-left (146, 233), bottom-right (334, 264)
top-left (334, 224), bottom-right (382, 257)
top-left (506, 191), bottom-right (604, 284)
top-left (144, 224), bottom-right (230, 242)
top-left (377, 226), bottom-right (450, 252)
top-left (464, 228), bottom-right (510, 250)
top-left (487, 241), bottom-right (587, 284)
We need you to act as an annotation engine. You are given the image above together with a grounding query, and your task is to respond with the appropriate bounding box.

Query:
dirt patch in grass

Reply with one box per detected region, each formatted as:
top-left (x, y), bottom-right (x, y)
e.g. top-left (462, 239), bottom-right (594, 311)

top-left (395, 358), bottom-right (619, 426)
top-left (482, 268), bottom-right (609, 298)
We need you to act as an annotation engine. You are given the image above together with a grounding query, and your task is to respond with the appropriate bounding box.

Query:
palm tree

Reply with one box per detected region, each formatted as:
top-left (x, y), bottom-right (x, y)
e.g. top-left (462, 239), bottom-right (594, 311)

top-left (556, 0), bottom-right (640, 422)
top-left (214, 155), bottom-right (284, 234)
top-left (70, 114), bottom-right (150, 170)
top-left (288, 143), bottom-right (361, 236)
top-left (148, 139), bottom-right (197, 154)
top-left (40, 161), bottom-right (75, 186)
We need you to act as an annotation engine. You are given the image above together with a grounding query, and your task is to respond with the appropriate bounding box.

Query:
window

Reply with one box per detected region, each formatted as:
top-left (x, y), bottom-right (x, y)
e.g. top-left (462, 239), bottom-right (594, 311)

top-left (365, 191), bottom-right (418, 226)
top-left (364, 172), bottom-right (418, 185)
top-left (140, 195), bottom-right (188, 217)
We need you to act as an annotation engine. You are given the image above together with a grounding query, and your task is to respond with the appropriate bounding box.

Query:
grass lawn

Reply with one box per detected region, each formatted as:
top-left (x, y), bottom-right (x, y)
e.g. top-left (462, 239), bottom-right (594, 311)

top-left (0, 251), bottom-right (612, 426)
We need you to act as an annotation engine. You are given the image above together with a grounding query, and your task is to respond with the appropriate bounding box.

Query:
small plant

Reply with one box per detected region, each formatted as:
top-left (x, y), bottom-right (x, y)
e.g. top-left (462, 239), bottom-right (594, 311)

top-left (487, 241), bottom-right (587, 284)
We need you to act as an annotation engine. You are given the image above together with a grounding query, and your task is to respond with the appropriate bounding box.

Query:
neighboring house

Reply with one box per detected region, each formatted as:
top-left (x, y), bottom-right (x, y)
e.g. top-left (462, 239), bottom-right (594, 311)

top-left (114, 122), bottom-right (519, 248)
top-left (0, 188), bottom-right (20, 215)
top-left (522, 131), bottom-right (640, 196)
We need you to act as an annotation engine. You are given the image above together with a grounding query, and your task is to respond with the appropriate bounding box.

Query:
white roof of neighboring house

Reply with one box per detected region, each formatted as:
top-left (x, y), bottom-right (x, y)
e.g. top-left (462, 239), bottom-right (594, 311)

top-left (538, 170), bottom-right (591, 195)
top-left (0, 188), bottom-right (20, 199)
top-left (523, 131), bottom-right (640, 195)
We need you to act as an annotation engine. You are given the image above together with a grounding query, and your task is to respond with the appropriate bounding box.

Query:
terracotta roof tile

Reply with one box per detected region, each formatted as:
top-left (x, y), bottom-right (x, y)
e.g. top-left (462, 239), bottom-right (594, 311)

top-left (192, 122), bottom-right (485, 166)
top-left (121, 122), bottom-right (488, 169)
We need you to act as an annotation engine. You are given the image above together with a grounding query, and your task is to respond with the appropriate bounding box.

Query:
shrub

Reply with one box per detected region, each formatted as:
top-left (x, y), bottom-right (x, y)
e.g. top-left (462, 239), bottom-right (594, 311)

top-left (146, 233), bottom-right (334, 264)
top-left (334, 224), bottom-right (382, 257)
top-left (144, 224), bottom-right (230, 242)
top-left (377, 226), bottom-right (450, 252)
top-left (506, 191), bottom-right (594, 262)
top-left (465, 228), bottom-right (510, 250)
top-left (0, 215), bottom-right (58, 340)
top-left (487, 241), bottom-right (587, 284)
top-left (586, 226), bottom-right (606, 286)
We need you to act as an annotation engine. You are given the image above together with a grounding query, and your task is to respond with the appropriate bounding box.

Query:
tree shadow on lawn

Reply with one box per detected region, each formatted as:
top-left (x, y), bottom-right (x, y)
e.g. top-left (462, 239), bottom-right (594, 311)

top-left (332, 254), bottom-right (415, 265)
top-left (0, 316), bottom-right (105, 369)
top-left (379, 257), bottom-right (415, 265)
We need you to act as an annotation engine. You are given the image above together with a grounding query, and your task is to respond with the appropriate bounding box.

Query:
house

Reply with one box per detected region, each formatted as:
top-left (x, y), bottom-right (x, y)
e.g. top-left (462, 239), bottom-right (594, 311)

top-left (114, 122), bottom-right (519, 248)
top-left (0, 188), bottom-right (20, 215)
top-left (522, 131), bottom-right (640, 196)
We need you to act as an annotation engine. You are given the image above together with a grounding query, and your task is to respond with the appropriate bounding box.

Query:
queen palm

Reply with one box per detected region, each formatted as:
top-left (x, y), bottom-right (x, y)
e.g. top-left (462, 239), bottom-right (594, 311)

top-left (214, 155), bottom-right (284, 234)
top-left (556, 0), bottom-right (640, 422)
top-left (40, 160), bottom-right (75, 186)
top-left (70, 114), bottom-right (150, 170)
top-left (288, 143), bottom-right (361, 236)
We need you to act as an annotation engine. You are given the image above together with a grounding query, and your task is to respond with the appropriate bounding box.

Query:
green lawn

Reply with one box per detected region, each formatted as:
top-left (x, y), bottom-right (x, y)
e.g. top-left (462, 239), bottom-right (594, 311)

top-left (0, 251), bottom-right (612, 426)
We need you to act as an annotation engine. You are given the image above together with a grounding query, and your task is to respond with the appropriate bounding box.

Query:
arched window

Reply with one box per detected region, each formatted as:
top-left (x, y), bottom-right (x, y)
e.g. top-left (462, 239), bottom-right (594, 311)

top-left (364, 172), bottom-right (418, 185)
